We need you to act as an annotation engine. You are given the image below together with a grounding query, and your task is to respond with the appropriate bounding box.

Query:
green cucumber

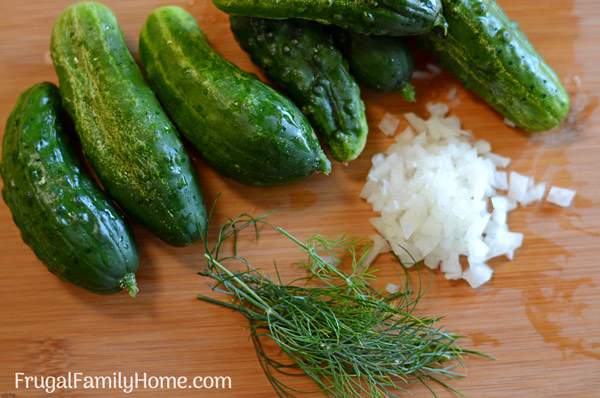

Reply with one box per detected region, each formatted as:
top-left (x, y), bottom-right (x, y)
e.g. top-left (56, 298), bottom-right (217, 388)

top-left (51, 2), bottom-right (207, 246)
top-left (335, 31), bottom-right (416, 101)
top-left (139, 7), bottom-right (330, 186)
top-left (422, 0), bottom-right (570, 132)
top-left (213, 0), bottom-right (445, 36)
top-left (1, 83), bottom-right (139, 296)
top-left (230, 17), bottom-right (368, 163)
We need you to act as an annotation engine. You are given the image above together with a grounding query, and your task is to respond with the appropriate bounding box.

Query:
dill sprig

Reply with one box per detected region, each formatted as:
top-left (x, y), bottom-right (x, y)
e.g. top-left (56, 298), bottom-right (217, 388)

top-left (198, 214), bottom-right (485, 398)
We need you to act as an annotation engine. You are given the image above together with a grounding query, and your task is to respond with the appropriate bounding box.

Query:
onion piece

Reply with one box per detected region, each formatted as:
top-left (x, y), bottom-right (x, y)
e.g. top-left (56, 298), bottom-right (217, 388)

top-left (378, 113), bottom-right (401, 137)
top-left (475, 140), bottom-right (491, 154)
top-left (523, 182), bottom-right (547, 205)
top-left (486, 153), bottom-right (511, 168)
top-left (463, 263), bottom-right (493, 288)
top-left (492, 171), bottom-right (509, 190)
top-left (447, 86), bottom-right (458, 101)
top-left (404, 112), bottom-right (427, 133)
top-left (412, 70), bottom-right (434, 80)
top-left (385, 283), bottom-right (400, 294)
top-left (547, 186), bottom-right (576, 207)
top-left (363, 235), bottom-right (391, 268)
top-left (508, 171), bottom-right (532, 204)
top-left (426, 102), bottom-right (449, 117)
top-left (426, 63), bottom-right (442, 75)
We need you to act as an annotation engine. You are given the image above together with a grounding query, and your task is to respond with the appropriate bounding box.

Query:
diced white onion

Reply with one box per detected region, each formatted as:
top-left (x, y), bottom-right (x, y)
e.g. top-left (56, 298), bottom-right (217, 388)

top-left (523, 182), bottom-right (547, 206)
top-left (378, 113), bottom-right (401, 137)
top-left (491, 171), bottom-right (508, 191)
top-left (362, 234), bottom-right (391, 268)
top-left (508, 171), bottom-right (532, 204)
top-left (475, 140), bottom-right (491, 154)
top-left (361, 104), bottom-right (533, 288)
top-left (426, 102), bottom-right (449, 117)
top-left (386, 283), bottom-right (400, 294)
top-left (412, 70), bottom-right (434, 80)
top-left (491, 196), bottom-right (513, 225)
top-left (486, 153), bottom-right (511, 168)
top-left (547, 186), bottom-right (576, 207)
top-left (404, 112), bottom-right (427, 133)
top-left (447, 86), bottom-right (458, 101)
top-left (463, 263), bottom-right (493, 288)
top-left (426, 63), bottom-right (442, 75)
top-left (362, 103), bottom-right (574, 288)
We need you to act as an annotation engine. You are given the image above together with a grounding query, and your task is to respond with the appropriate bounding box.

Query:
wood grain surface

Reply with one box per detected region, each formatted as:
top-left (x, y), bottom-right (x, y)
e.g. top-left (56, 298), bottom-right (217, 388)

top-left (1, 1), bottom-right (599, 397)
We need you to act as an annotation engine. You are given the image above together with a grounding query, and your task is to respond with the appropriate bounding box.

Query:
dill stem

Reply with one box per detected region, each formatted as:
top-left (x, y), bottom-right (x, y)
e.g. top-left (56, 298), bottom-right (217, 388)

top-left (204, 254), bottom-right (292, 326)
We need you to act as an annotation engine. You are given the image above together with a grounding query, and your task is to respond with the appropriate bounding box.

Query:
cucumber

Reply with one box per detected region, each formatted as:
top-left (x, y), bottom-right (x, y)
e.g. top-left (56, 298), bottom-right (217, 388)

top-left (230, 17), bottom-right (368, 163)
top-left (422, 0), bottom-right (570, 132)
top-left (51, 2), bottom-right (207, 246)
top-left (1, 83), bottom-right (139, 296)
top-left (139, 7), bottom-right (331, 186)
top-left (213, 0), bottom-right (445, 36)
top-left (335, 31), bottom-right (416, 101)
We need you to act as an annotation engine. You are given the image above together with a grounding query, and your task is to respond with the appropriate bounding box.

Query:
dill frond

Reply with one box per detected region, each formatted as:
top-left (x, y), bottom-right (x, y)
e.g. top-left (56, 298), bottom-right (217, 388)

top-left (198, 214), bottom-right (486, 398)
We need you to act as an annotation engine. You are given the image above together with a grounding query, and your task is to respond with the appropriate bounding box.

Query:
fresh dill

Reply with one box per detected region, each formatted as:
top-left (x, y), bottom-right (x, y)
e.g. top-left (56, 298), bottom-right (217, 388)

top-left (198, 213), bottom-right (485, 398)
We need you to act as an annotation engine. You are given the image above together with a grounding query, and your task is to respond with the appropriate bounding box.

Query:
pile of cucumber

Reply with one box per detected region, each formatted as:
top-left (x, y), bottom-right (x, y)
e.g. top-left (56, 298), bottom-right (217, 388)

top-left (1, 0), bottom-right (570, 295)
top-left (219, 0), bottom-right (570, 132)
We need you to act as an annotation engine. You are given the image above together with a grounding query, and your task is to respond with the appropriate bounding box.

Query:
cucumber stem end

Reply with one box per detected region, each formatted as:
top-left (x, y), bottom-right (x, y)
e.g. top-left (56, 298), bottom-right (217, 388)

top-left (400, 83), bottom-right (416, 103)
top-left (120, 273), bottom-right (139, 298)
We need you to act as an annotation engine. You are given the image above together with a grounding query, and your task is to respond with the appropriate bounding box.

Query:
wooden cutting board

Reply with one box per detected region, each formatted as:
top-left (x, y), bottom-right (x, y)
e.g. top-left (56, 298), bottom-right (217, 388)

top-left (1, 1), bottom-right (599, 397)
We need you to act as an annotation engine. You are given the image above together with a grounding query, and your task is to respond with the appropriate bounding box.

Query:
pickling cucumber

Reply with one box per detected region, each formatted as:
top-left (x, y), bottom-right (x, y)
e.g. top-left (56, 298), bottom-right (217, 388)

top-left (1, 83), bottom-right (139, 296)
top-left (422, 0), bottom-right (570, 132)
top-left (139, 7), bottom-right (331, 186)
top-left (213, 0), bottom-right (445, 36)
top-left (51, 2), bottom-right (207, 246)
top-left (335, 31), bottom-right (416, 101)
top-left (230, 16), bottom-right (368, 163)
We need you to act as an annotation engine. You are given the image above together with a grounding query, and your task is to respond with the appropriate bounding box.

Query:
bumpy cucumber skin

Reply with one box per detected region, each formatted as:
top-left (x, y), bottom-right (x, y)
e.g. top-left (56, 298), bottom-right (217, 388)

top-left (139, 7), bottom-right (331, 186)
top-left (214, 0), bottom-right (444, 36)
top-left (51, 2), bottom-right (207, 246)
top-left (230, 17), bottom-right (368, 163)
top-left (1, 83), bottom-right (139, 295)
top-left (422, 0), bottom-right (570, 132)
top-left (336, 32), bottom-right (415, 101)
